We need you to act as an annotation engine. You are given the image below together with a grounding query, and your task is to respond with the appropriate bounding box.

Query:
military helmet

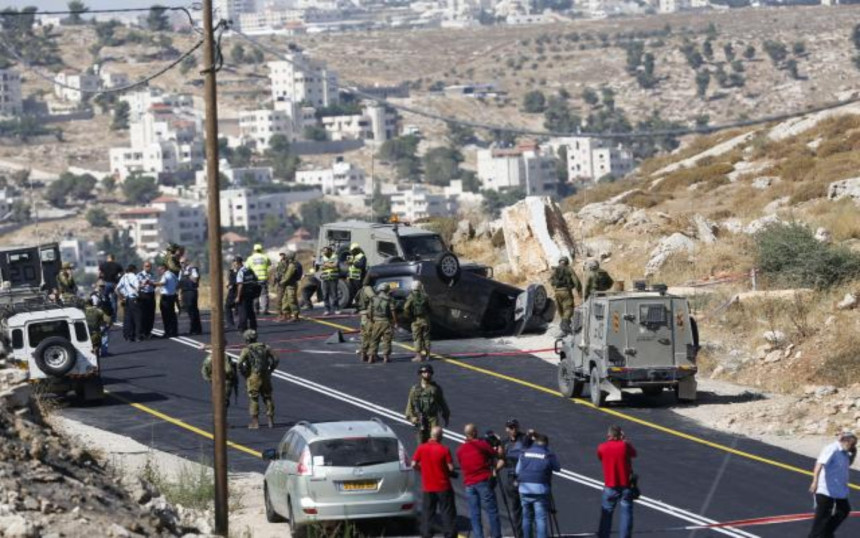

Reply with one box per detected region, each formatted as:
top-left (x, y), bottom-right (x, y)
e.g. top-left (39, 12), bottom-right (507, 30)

top-left (62, 261), bottom-right (72, 270)
top-left (167, 242), bottom-right (180, 252)
top-left (559, 256), bottom-right (569, 265)
top-left (243, 329), bottom-right (258, 343)
top-left (285, 251), bottom-right (296, 260)
top-left (254, 243), bottom-right (263, 253)
top-left (586, 260), bottom-right (600, 271)
top-left (376, 282), bottom-right (391, 293)
top-left (418, 364), bottom-right (434, 375)
top-left (350, 242), bottom-right (361, 251)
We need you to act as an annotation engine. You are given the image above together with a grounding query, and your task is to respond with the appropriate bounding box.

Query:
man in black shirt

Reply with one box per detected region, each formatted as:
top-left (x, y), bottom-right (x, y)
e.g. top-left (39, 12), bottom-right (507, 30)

top-left (99, 254), bottom-right (124, 323)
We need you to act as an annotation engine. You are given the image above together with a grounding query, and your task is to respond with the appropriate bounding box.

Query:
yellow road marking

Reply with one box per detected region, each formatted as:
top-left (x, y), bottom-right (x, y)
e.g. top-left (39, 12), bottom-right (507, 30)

top-left (105, 390), bottom-right (262, 458)
top-left (303, 315), bottom-right (860, 490)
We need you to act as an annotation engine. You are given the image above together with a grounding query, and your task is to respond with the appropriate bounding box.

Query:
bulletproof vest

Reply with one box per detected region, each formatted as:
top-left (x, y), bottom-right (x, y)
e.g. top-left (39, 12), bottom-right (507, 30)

top-left (58, 272), bottom-right (75, 293)
top-left (371, 293), bottom-right (391, 319)
top-left (414, 384), bottom-right (440, 415)
top-left (180, 266), bottom-right (199, 291)
top-left (348, 252), bottom-right (365, 280)
top-left (410, 291), bottom-right (428, 317)
top-left (242, 266), bottom-right (258, 285)
top-left (248, 343), bottom-right (272, 375)
top-left (274, 261), bottom-right (287, 283)
top-left (285, 261), bottom-right (303, 285)
top-left (551, 266), bottom-right (572, 289)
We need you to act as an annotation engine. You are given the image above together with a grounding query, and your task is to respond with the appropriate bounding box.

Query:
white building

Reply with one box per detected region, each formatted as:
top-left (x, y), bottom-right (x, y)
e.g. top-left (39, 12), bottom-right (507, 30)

top-left (98, 69), bottom-right (130, 90)
top-left (117, 197), bottom-right (206, 257)
top-left (320, 103), bottom-right (397, 142)
top-left (552, 137), bottom-right (634, 183)
top-left (659, 0), bottom-right (690, 13)
top-left (0, 187), bottom-right (18, 218)
top-left (0, 69), bottom-right (23, 119)
top-left (391, 185), bottom-right (457, 221)
top-left (219, 188), bottom-right (322, 231)
top-left (53, 71), bottom-right (99, 103)
top-left (268, 49), bottom-right (339, 108)
top-left (120, 88), bottom-right (194, 122)
top-left (239, 109), bottom-right (296, 148)
top-left (195, 162), bottom-right (273, 190)
top-left (476, 142), bottom-right (559, 196)
top-left (295, 158), bottom-right (366, 195)
top-left (59, 239), bottom-right (101, 275)
top-left (215, 0), bottom-right (256, 23)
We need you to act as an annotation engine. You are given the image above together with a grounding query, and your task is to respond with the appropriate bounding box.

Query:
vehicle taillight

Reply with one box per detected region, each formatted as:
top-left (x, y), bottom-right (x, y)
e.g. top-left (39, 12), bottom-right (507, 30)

top-left (296, 448), bottom-right (313, 476)
top-left (398, 442), bottom-right (410, 472)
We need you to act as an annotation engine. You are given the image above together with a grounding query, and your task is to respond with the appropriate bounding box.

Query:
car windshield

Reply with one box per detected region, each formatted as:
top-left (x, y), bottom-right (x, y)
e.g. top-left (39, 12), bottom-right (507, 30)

top-left (310, 437), bottom-right (398, 467)
top-left (400, 235), bottom-right (446, 260)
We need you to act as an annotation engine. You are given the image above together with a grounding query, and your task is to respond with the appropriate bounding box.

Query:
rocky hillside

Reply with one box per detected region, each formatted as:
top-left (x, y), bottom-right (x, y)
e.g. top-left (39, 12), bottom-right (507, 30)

top-left (451, 103), bottom-right (860, 435)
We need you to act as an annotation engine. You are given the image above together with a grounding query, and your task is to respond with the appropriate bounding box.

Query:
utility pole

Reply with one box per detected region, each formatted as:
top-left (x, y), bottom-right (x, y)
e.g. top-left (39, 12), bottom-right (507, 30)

top-left (201, 1), bottom-right (228, 535)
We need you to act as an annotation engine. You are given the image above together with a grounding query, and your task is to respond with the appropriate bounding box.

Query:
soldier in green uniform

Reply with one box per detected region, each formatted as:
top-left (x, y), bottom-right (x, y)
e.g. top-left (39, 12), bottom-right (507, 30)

top-left (279, 251), bottom-right (303, 323)
top-left (83, 299), bottom-right (111, 358)
top-left (237, 329), bottom-right (279, 429)
top-left (583, 259), bottom-right (615, 301)
top-left (367, 282), bottom-right (396, 363)
top-left (405, 364), bottom-right (450, 445)
top-left (201, 347), bottom-right (238, 408)
top-left (355, 276), bottom-right (376, 363)
top-left (550, 256), bottom-right (582, 336)
top-left (165, 243), bottom-right (184, 312)
top-left (404, 281), bottom-right (431, 362)
top-left (273, 253), bottom-right (288, 320)
top-left (57, 262), bottom-right (78, 304)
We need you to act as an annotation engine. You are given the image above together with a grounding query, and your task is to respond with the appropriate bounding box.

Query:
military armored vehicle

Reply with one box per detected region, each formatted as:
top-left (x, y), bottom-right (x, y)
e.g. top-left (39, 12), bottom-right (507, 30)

top-left (303, 220), bottom-right (555, 337)
top-left (0, 243), bottom-right (103, 402)
top-left (555, 282), bottom-right (699, 407)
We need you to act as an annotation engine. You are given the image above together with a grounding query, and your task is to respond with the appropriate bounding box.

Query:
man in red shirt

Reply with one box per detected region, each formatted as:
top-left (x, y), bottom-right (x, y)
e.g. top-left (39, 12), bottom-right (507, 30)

top-left (456, 424), bottom-right (503, 538)
top-left (412, 426), bottom-right (457, 538)
top-left (597, 425), bottom-right (637, 538)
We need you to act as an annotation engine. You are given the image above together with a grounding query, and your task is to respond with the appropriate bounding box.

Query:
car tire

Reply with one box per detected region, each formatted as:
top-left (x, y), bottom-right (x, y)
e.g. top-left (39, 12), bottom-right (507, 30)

top-left (558, 361), bottom-right (583, 398)
top-left (589, 366), bottom-right (606, 407)
top-left (336, 279), bottom-right (351, 310)
top-left (435, 251), bottom-right (460, 284)
top-left (533, 284), bottom-right (548, 314)
top-left (264, 483), bottom-right (284, 523)
top-left (300, 281), bottom-right (317, 308)
top-left (288, 498), bottom-right (307, 538)
top-left (34, 337), bottom-right (77, 377)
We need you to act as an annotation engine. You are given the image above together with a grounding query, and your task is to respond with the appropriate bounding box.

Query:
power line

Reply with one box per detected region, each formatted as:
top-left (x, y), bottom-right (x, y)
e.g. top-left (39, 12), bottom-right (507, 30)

top-left (231, 27), bottom-right (860, 140)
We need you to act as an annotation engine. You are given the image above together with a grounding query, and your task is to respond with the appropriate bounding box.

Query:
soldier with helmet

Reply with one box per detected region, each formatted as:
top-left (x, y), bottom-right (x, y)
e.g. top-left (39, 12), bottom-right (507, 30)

top-left (318, 245), bottom-right (340, 315)
top-left (201, 346), bottom-right (238, 409)
top-left (550, 255), bottom-right (582, 336)
top-left (583, 259), bottom-right (615, 301)
top-left (248, 244), bottom-right (272, 316)
top-left (273, 253), bottom-right (288, 318)
top-left (355, 274), bottom-right (376, 362)
top-left (57, 261), bottom-right (78, 304)
top-left (237, 329), bottom-right (279, 429)
top-left (405, 364), bottom-right (451, 445)
top-left (404, 281), bottom-right (431, 362)
top-left (82, 298), bottom-right (111, 359)
top-left (368, 282), bottom-right (396, 363)
top-left (278, 251), bottom-right (303, 323)
top-left (346, 242), bottom-right (367, 307)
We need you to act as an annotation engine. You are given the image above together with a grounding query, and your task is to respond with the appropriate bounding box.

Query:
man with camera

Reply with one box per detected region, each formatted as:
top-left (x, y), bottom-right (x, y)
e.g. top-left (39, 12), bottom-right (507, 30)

top-left (456, 424), bottom-right (503, 538)
top-left (515, 433), bottom-right (560, 538)
top-left (412, 426), bottom-right (457, 538)
top-left (597, 425), bottom-right (638, 538)
top-left (498, 419), bottom-right (531, 535)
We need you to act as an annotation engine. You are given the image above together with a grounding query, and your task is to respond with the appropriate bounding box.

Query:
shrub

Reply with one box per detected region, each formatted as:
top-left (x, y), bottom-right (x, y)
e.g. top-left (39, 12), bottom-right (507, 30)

top-left (755, 222), bottom-right (860, 290)
top-left (655, 162), bottom-right (734, 193)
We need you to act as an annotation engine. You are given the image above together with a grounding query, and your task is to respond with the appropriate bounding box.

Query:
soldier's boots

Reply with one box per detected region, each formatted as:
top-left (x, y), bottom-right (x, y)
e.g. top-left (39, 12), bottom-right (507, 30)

top-left (267, 416), bottom-right (274, 429)
top-left (249, 416), bottom-right (259, 430)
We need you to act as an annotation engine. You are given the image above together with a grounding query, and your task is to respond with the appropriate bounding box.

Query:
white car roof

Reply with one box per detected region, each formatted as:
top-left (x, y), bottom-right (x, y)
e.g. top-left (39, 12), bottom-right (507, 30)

top-left (6, 307), bottom-right (86, 325)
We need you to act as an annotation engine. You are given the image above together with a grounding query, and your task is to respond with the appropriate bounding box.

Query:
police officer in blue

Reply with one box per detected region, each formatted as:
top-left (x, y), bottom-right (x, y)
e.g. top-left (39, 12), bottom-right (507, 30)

top-left (179, 256), bottom-right (202, 335)
top-left (117, 264), bottom-right (141, 342)
top-left (234, 256), bottom-right (258, 332)
top-left (499, 419), bottom-right (531, 537)
top-left (154, 261), bottom-right (179, 338)
top-left (515, 433), bottom-right (561, 538)
top-left (137, 261), bottom-right (156, 340)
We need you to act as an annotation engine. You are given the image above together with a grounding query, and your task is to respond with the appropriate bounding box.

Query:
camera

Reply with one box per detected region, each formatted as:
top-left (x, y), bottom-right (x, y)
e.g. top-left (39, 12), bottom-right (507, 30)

top-left (484, 430), bottom-right (502, 448)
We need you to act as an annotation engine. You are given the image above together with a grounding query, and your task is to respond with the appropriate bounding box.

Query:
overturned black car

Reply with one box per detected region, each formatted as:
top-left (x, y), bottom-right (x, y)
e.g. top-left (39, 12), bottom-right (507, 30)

top-left (301, 221), bottom-right (555, 337)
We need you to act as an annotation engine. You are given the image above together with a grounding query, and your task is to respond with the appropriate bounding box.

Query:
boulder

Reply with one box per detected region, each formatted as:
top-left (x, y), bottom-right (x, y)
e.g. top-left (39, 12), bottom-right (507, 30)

top-left (583, 238), bottom-right (614, 260)
top-left (451, 219), bottom-right (474, 245)
top-left (721, 218), bottom-right (743, 234)
top-left (837, 293), bottom-right (858, 310)
top-left (751, 176), bottom-right (780, 190)
top-left (578, 202), bottom-right (633, 229)
top-left (763, 196), bottom-right (790, 215)
top-left (763, 330), bottom-right (786, 347)
top-left (474, 221), bottom-right (491, 239)
top-left (814, 227), bottom-right (832, 244)
top-left (645, 233), bottom-right (696, 275)
top-left (743, 214), bottom-right (782, 235)
top-left (693, 214), bottom-right (718, 244)
top-left (827, 177), bottom-right (860, 203)
top-left (623, 209), bottom-right (660, 234)
top-left (501, 196), bottom-right (577, 277)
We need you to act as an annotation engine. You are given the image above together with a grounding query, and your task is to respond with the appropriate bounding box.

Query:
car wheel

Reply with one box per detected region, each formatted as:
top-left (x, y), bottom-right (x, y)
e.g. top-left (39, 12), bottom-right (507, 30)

top-left (589, 366), bottom-right (606, 407)
top-left (533, 285), bottom-right (548, 314)
top-left (34, 337), bottom-right (77, 377)
top-left (642, 386), bottom-right (662, 398)
top-left (288, 498), bottom-right (307, 538)
top-left (300, 281), bottom-right (317, 308)
top-left (558, 361), bottom-right (583, 398)
top-left (336, 279), bottom-right (351, 310)
top-left (264, 483), bottom-right (284, 523)
top-left (435, 251), bottom-right (460, 284)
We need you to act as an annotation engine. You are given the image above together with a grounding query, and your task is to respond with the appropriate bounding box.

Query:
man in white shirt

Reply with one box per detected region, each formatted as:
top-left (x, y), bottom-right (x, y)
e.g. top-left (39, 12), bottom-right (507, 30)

top-left (117, 264), bottom-right (141, 342)
top-left (808, 430), bottom-right (856, 537)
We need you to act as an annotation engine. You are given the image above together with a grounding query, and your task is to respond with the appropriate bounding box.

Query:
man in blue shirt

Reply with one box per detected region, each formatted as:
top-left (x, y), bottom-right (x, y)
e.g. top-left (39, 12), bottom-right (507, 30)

top-left (117, 264), bottom-right (141, 342)
top-left (154, 262), bottom-right (179, 338)
top-left (137, 261), bottom-right (156, 340)
top-left (808, 430), bottom-right (856, 537)
top-left (516, 434), bottom-right (560, 538)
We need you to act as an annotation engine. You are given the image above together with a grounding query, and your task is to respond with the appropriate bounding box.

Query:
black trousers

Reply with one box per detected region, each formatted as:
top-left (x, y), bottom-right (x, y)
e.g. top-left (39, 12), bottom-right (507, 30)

top-left (422, 489), bottom-right (456, 538)
top-left (225, 287), bottom-right (236, 327)
top-left (139, 292), bottom-right (155, 337)
top-left (182, 289), bottom-right (202, 334)
top-left (348, 278), bottom-right (361, 307)
top-left (499, 469), bottom-right (523, 537)
top-left (122, 298), bottom-right (142, 341)
top-left (808, 494), bottom-right (851, 538)
top-left (160, 295), bottom-right (179, 337)
top-left (237, 293), bottom-right (257, 331)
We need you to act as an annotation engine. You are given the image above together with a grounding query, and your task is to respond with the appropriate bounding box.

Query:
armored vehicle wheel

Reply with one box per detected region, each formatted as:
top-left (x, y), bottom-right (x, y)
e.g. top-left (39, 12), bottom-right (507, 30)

top-left (34, 337), bottom-right (77, 377)
top-left (642, 387), bottom-right (662, 397)
top-left (589, 366), bottom-right (606, 407)
top-left (435, 252), bottom-right (461, 284)
top-left (558, 361), bottom-right (584, 398)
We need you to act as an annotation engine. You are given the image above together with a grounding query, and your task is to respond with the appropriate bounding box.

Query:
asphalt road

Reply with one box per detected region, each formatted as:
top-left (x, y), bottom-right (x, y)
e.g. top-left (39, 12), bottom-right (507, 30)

top-left (61, 309), bottom-right (860, 538)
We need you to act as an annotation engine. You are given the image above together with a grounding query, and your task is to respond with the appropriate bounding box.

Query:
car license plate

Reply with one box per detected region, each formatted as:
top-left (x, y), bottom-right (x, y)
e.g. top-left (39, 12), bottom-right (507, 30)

top-left (340, 480), bottom-right (378, 491)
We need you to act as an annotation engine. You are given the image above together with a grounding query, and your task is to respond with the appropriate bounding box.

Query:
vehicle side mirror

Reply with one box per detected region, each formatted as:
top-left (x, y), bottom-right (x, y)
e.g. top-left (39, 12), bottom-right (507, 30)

top-left (262, 448), bottom-right (277, 461)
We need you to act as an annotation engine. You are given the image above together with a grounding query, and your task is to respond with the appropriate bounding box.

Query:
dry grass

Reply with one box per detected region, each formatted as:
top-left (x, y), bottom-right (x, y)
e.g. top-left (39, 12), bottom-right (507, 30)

top-left (560, 179), bottom-right (640, 213)
top-left (654, 163), bottom-right (734, 193)
top-left (625, 190), bottom-right (673, 209)
top-left (806, 198), bottom-right (860, 241)
top-left (652, 234), bottom-right (756, 284)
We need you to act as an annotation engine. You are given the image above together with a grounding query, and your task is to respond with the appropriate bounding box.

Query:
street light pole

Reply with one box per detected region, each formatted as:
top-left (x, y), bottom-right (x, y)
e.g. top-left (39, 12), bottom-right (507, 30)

top-left (201, 1), bottom-right (228, 535)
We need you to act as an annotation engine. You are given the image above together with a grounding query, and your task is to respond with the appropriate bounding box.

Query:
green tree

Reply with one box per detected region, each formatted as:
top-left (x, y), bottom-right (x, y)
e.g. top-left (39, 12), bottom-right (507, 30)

top-left (482, 188), bottom-right (526, 218)
top-left (731, 60), bottom-right (744, 73)
top-left (786, 59), bottom-right (801, 80)
top-left (85, 207), bottom-right (111, 227)
top-left (702, 40), bottom-right (714, 61)
top-left (122, 174), bottom-right (160, 204)
top-left (522, 90), bottom-right (547, 113)
top-left (370, 183), bottom-right (390, 217)
top-left (423, 147), bottom-right (463, 186)
top-left (853, 24), bottom-right (860, 51)
top-left (582, 87), bottom-right (599, 106)
top-left (624, 41), bottom-right (644, 74)
top-left (544, 97), bottom-right (580, 133)
top-left (723, 43), bottom-right (735, 62)
top-left (70, 173), bottom-right (97, 200)
top-left (179, 55), bottom-right (197, 75)
top-left (636, 53), bottom-right (657, 89)
top-left (763, 40), bottom-right (788, 66)
top-left (303, 125), bottom-right (328, 141)
top-left (9, 200), bottom-right (30, 223)
top-left (460, 171), bottom-right (480, 193)
top-left (66, 1), bottom-right (88, 25)
top-left (706, 22), bottom-right (718, 39)
top-left (299, 199), bottom-right (338, 235)
top-left (695, 70), bottom-right (710, 99)
top-left (447, 122), bottom-right (476, 146)
top-left (99, 229), bottom-right (142, 268)
top-left (378, 136), bottom-right (421, 180)
top-left (147, 5), bottom-right (170, 32)
top-left (743, 45), bottom-right (755, 60)
top-left (230, 43), bottom-right (245, 64)
top-left (111, 101), bottom-right (130, 130)
top-left (265, 134), bottom-right (300, 180)
top-left (101, 175), bottom-right (116, 194)
top-left (95, 20), bottom-right (121, 47)
top-left (600, 87), bottom-right (615, 110)
top-left (792, 41), bottom-right (806, 56)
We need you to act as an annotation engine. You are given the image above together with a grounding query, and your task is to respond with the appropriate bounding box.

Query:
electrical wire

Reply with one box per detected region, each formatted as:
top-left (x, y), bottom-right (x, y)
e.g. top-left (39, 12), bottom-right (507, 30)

top-left (231, 27), bottom-right (860, 140)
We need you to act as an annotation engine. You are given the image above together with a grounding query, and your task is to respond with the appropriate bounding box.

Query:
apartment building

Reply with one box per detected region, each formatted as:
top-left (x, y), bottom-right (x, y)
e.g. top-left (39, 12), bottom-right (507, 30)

top-left (320, 103), bottom-right (397, 142)
top-left (476, 142), bottom-right (559, 196)
top-left (0, 69), bottom-right (22, 119)
top-left (551, 136), bottom-right (634, 183)
top-left (53, 71), bottom-right (99, 103)
top-left (268, 48), bottom-right (339, 108)
top-left (391, 185), bottom-right (457, 221)
top-left (117, 197), bottom-right (206, 256)
top-left (195, 163), bottom-right (273, 190)
top-left (238, 108), bottom-right (296, 149)
top-left (295, 158), bottom-right (366, 195)
top-left (59, 239), bottom-right (101, 275)
top-left (219, 188), bottom-right (321, 231)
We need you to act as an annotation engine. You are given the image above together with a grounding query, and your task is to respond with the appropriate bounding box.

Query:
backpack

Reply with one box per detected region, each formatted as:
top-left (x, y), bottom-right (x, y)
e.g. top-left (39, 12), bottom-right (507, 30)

top-left (289, 261), bottom-right (303, 284)
top-left (593, 269), bottom-right (614, 292)
top-left (247, 343), bottom-right (274, 375)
